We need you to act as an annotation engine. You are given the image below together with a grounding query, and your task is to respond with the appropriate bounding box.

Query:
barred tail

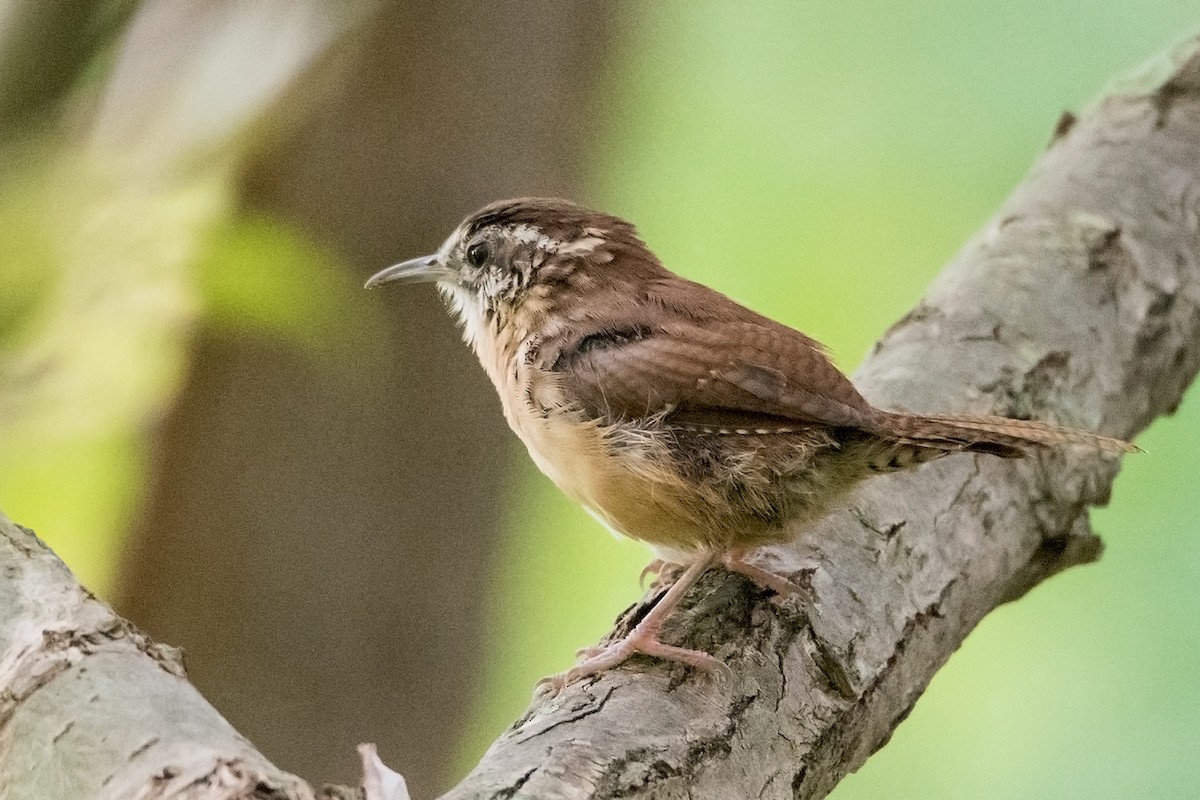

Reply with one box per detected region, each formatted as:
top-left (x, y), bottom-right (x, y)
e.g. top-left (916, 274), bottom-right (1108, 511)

top-left (873, 411), bottom-right (1137, 459)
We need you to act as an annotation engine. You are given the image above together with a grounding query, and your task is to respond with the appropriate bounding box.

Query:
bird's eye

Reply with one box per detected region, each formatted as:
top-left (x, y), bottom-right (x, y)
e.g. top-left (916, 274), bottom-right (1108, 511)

top-left (466, 242), bottom-right (490, 268)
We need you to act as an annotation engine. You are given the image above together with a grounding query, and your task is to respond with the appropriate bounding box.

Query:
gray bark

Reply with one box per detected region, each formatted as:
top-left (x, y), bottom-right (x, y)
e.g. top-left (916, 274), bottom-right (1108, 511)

top-left (0, 514), bottom-right (315, 800)
top-left (2, 30), bottom-right (1198, 800)
top-left (437, 36), bottom-right (1200, 800)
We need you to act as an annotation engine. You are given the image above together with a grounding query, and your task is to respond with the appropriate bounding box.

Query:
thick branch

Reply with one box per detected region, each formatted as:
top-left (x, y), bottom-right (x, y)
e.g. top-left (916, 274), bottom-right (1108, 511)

top-left (0, 515), bottom-right (322, 799)
top-left (440, 37), bottom-right (1200, 800)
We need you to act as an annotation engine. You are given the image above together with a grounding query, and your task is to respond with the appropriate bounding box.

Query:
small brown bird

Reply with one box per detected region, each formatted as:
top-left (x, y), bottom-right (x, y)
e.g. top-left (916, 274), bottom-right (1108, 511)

top-left (366, 197), bottom-right (1132, 690)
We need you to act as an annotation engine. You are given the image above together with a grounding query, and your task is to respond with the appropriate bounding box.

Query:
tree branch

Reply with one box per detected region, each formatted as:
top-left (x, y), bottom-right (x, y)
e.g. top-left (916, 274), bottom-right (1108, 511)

top-left (0, 515), bottom-right (321, 799)
top-left (438, 36), bottom-right (1200, 800)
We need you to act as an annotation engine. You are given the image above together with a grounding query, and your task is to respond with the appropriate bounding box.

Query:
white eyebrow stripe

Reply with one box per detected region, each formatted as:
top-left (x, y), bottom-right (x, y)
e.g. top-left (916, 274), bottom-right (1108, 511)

top-left (556, 235), bottom-right (604, 255)
top-left (509, 224), bottom-right (604, 256)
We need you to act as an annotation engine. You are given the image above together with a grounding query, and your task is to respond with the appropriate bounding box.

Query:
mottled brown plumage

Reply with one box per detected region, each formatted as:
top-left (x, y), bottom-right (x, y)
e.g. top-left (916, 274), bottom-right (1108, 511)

top-left (366, 197), bottom-right (1133, 689)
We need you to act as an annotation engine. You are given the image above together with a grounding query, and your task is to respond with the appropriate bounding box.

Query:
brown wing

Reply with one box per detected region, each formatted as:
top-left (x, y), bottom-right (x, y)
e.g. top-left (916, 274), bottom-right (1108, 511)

top-left (552, 315), bottom-right (879, 432)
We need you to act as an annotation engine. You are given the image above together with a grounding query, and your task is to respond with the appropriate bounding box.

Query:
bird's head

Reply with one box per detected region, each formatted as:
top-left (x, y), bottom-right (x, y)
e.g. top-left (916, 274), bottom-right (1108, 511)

top-left (366, 198), bottom-right (662, 339)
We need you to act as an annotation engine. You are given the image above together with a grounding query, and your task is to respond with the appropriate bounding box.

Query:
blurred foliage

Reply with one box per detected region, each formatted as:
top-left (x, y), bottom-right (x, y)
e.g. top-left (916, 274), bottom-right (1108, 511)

top-left (465, 3), bottom-right (1200, 798)
top-left (0, 2), bottom-right (374, 593)
top-left (197, 213), bottom-right (366, 357)
top-left (0, 142), bottom-right (221, 592)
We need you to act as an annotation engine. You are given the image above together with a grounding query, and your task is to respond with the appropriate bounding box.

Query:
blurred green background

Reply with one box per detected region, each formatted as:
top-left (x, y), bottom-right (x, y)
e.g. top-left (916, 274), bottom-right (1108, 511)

top-left (0, 2), bottom-right (1196, 798)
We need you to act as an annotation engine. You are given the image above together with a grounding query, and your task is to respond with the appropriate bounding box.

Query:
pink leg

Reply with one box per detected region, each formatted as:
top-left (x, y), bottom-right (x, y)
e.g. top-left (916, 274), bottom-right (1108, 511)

top-left (721, 547), bottom-right (808, 597)
top-left (575, 559), bottom-right (685, 659)
top-left (540, 551), bottom-right (728, 693)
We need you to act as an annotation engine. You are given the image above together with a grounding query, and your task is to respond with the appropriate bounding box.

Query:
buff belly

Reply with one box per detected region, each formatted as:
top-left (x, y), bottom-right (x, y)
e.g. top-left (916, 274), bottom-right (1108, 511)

top-left (511, 408), bottom-right (794, 555)
top-left (490, 346), bottom-right (839, 555)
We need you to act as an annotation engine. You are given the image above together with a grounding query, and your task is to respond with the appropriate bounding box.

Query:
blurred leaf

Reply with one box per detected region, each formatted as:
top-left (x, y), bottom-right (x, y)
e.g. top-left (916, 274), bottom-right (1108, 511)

top-left (0, 143), bottom-right (226, 593)
top-left (0, 146), bottom-right (55, 346)
top-left (197, 213), bottom-right (366, 355)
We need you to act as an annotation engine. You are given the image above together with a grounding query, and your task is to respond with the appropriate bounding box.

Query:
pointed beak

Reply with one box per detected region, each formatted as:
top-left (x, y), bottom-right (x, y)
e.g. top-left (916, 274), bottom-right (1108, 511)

top-left (364, 254), bottom-right (453, 289)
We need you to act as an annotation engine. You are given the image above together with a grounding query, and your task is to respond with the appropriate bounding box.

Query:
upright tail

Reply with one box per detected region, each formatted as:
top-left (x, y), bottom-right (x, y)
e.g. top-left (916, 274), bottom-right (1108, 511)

top-left (872, 411), bottom-right (1137, 459)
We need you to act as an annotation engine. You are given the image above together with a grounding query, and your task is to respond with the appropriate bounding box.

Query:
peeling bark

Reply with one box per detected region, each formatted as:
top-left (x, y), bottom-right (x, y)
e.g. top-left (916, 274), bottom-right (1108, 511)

top-left (437, 36), bottom-right (1200, 800)
top-left (3, 32), bottom-right (1200, 800)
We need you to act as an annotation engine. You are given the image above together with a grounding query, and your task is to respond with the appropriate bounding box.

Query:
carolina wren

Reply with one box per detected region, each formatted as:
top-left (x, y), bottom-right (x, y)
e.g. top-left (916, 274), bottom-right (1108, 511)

top-left (366, 197), bottom-right (1132, 689)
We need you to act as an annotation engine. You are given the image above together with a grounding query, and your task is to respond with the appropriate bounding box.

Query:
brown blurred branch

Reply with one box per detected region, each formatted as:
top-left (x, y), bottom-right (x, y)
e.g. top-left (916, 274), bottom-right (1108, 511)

top-left (438, 36), bottom-right (1200, 800)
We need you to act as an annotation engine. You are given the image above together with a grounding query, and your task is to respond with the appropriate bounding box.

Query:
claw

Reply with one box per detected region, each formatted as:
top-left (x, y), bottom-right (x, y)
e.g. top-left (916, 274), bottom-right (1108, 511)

top-left (639, 558), bottom-right (685, 592)
top-left (534, 672), bottom-right (567, 696)
top-left (574, 644), bottom-right (605, 660)
top-left (638, 559), bottom-right (666, 590)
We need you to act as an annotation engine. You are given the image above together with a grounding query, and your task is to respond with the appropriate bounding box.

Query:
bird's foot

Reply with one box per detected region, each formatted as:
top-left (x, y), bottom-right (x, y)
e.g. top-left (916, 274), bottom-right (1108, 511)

top-left (541, 625), bottom-right (730, 695)
top-left (574, 643), bottom-right (605, 660)
top-left (558, 550), bottom-right (803, 690)
top-left (638, 558), bottom-right (685, 591)
top-left (538, 552), bottom-right (727, 695)
top-left (721, 549), bottom-right (810, 597)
